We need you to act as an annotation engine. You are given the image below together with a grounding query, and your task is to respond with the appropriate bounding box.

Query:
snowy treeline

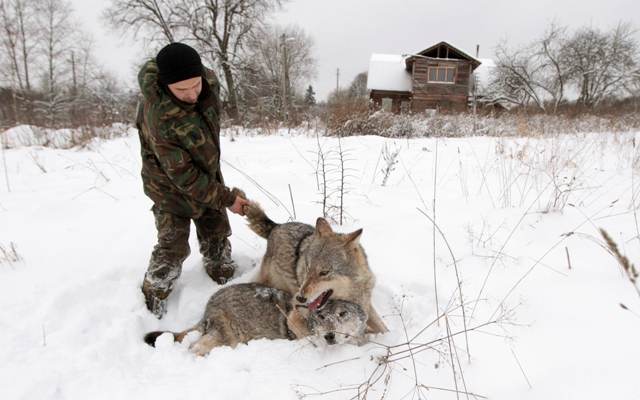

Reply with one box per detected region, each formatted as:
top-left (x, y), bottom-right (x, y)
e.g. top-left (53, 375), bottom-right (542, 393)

top-left (486, 22), bottom-right (640, 111)
top-left (5, 109), bottom-right (640, 150)
top-left (0, 0), bottom-right (136, 129)
top-left (106, 0), bottom-right (317, 124)
top-left (0, 0), bottom-right (318, 129)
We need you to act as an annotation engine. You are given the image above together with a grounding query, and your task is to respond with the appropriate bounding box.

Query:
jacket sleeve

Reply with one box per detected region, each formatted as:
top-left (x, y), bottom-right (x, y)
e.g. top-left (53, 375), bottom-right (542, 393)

top-left (153, 132), bottom-right (236, 210)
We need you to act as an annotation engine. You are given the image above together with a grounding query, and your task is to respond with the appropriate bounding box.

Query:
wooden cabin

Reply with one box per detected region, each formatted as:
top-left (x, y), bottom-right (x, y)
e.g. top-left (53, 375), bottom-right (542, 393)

top-left (367, 41), bottom-right (482, 113)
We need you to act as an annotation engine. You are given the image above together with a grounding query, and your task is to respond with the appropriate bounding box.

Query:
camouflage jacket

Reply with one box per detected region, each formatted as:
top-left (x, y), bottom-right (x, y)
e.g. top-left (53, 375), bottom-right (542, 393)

top-left (136, 60), bottom-right (236, 218)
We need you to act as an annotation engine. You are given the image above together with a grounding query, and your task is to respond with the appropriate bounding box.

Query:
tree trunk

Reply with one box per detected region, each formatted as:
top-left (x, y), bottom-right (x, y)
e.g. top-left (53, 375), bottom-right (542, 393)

top-left (17, 1), bottom-right (30, 90)
top-left (220, 58), bottom-right (239, 122)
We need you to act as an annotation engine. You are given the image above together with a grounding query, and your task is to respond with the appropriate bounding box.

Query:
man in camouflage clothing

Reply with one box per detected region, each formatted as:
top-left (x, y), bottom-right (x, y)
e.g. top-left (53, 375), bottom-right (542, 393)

top-left (136, 42), bottom-right (249, 318)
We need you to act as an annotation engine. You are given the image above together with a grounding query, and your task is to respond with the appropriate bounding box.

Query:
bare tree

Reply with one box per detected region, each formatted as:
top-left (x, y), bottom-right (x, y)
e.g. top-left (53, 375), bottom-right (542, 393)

top-left (0, 0), bottom-right (133, 128)
top-left (35, 0), bottom-right (73, 95)
top-left (536, 22), bottom-right (570, 112)
top-left (30, 0), bottom-right (74, 127)
top-left (0, 0), bottom-right (40, 125)
top-left (0, 0), bottom-right (37, 91)
top-left (624, 69), bottom-right (640, 98)
top-left (564, 23), bottom-right (639, 107)
top-left (67, 35), bottom-right (99, 123)
top-left (0, 0), bottom-right (23, 88)
top-left (15, 0), bottom-right (35, 91)
top-left (487, 42), bottom-right (546, 110)
top-left (488, 22), bottom-right (640, 111)
top-left (105, 0), bottom-right (286, 123)
top-left (348, 71), bottom-right (368, 98)
top-left (239, 23), bottom-right (315, 122)
top-left (104, 0), bottom-right (178, 43)
top-left (174, 0), bottom-right (287, 122)
top-left (488, 24), bottom-right (570, 112)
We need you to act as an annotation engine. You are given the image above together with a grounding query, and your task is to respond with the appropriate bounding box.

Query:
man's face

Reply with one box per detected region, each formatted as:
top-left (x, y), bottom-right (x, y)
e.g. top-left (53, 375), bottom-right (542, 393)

top-left (167, 76), bottom-right (202, 104)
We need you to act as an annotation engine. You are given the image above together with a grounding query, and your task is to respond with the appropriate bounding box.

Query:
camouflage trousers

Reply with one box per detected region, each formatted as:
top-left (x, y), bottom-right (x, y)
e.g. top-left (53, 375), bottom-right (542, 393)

top-left (142, 206), bottom-right (235, 318)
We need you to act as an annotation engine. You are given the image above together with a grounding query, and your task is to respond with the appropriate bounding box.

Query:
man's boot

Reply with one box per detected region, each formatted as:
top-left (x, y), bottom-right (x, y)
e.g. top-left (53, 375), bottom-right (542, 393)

top-left (141, 262), bottom-right (181, 319)
top-left (203, 238), bottom-right (237, 284)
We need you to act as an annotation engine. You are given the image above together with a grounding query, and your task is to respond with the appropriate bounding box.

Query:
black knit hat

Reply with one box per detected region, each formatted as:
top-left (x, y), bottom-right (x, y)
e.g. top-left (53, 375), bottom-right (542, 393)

top-left (156, 43), bottom-right (203, 85)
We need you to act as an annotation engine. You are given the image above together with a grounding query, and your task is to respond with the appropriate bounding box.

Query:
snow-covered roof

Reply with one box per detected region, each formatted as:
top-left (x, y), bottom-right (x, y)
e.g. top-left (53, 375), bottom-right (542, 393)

top-left (366, 54), bottom-right (412, 92)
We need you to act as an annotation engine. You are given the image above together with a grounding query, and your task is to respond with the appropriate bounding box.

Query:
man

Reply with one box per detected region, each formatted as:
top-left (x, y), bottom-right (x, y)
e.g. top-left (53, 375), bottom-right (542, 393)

top-left (136, 42), bottom-right (249, 318)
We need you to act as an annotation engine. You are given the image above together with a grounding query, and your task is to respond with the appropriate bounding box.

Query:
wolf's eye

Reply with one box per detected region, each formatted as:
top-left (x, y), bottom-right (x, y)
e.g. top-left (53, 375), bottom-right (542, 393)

top-left (319, 270), bottom-right (330, 277)
top-left (318, 314), bottom-right (325, 320)
top-left (339, 311), bottom-right (347, 318)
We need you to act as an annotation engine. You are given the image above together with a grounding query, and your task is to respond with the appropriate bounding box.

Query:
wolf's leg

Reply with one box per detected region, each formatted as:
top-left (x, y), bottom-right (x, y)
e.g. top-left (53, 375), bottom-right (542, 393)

top-left (365, 304), bottom-right (388, 334)
top-left (174, 323), bottom-right (204, 343)
top-left (142, 207), bottom-right (191, 318)
top-left (189, 330), bottom-right (225, 357)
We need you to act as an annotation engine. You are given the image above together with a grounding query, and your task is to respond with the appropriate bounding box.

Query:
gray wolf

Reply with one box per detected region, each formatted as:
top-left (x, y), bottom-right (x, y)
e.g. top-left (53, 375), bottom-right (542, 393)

top-left (143, 283), bottom-right (367, 356)
top-left (244, 201), bottom-right (388, 334)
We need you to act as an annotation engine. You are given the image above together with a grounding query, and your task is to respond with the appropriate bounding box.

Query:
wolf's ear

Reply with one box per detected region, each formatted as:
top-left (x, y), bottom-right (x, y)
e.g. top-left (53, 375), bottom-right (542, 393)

top-left (315, 217), bottom-right (333, 237)
top-left (343, 228), bottom-right (363, 246)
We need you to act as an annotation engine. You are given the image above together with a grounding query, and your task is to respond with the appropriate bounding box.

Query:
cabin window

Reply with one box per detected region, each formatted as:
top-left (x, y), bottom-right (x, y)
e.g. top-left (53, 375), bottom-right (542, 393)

top-left (427, 66), bottom-right (456, 84)
top-left (381, 98), bottom-right (393, 112)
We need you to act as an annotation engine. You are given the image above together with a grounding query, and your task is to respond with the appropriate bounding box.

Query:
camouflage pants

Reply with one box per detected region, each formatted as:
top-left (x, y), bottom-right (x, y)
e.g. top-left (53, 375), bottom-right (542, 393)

top-left (142, 206), bottom-right (233, 314)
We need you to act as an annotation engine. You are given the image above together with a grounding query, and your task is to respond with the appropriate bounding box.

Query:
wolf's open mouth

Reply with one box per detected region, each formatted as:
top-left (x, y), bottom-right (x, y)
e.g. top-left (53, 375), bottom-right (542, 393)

top-left (308, 289), bottom-right (333, 311)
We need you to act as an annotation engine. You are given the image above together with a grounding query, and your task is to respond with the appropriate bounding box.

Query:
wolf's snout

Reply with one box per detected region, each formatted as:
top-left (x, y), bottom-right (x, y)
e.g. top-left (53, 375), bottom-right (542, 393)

top-left (296, 295), bottom-right (307, 303)
top-left (324, 332), bottom-right (336, 344)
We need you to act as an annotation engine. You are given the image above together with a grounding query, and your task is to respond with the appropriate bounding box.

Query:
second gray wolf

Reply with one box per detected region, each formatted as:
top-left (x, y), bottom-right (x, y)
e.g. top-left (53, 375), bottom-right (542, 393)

top-left (144, 283), bottom-right (367, 356)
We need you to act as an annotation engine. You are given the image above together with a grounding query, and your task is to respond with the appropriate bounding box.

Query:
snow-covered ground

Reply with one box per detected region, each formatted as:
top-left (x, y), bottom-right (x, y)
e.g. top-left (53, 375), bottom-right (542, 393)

top-left (1, 127), bottom-right (639, 399)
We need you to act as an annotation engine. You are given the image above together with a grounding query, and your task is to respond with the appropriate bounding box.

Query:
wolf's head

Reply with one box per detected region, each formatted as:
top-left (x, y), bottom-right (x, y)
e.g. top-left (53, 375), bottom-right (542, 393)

top-left (307, 300), bottom-right (367, 345)
top-left (296, 218), bottom-right (373, 311)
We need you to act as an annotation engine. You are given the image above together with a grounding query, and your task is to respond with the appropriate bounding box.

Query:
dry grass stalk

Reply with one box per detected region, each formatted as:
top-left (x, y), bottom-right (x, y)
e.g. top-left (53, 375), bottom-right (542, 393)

top-left (565, 246), bottom-right (572, 270)
top-left (419, 385), bottom-right (488, 399)
top-left (433, 140), bottom-right (440, 325)
top-left (444, 317), bottom-right (461, 400)
top-left (599, 228), bottom-right (639, 296)
top-left (295, 302), bottom-right (500, 400)
top-left (619, 303), bottom-right (640, 319)
top-left (380, 143), bottom-right (400, 187)
top-left (510, 347), bottom-right (532, 389)
top-left (222, 159), bottom-right (294, 219)
top-left (0, 242), bottom-right (22, 265)
top-left (288, 183), bottom-right (297, 220)
top-left (417, 208), bottom-right (470, 362)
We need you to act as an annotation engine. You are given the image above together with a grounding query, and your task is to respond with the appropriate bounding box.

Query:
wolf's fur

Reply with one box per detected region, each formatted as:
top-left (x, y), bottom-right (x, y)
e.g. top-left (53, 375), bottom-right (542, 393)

top-left (245, 201), bottom-right (388, 334)
top-left (143, 283), bottom-right (367, 356)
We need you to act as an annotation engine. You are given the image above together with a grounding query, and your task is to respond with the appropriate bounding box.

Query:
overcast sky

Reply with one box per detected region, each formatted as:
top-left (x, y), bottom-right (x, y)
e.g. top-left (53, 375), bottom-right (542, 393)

top-left (72, 0), bottom-right (639, 100)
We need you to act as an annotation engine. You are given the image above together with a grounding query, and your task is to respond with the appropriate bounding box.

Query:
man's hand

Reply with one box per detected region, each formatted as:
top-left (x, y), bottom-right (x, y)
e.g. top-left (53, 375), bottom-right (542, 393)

top-left (228, 195), bottom-right (250, 216)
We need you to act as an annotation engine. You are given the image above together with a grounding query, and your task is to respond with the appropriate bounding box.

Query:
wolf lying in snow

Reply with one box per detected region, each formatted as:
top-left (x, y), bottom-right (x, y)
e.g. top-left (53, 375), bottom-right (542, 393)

top-left (143, 283), bottom-right (367, 356)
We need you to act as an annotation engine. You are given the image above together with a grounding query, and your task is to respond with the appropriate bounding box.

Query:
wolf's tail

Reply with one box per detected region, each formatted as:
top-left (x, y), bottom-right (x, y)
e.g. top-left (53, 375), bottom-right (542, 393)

top-left (244, 201), bottom-right (278, 239)
top-left (143, 324), bottom-right (202, 347)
